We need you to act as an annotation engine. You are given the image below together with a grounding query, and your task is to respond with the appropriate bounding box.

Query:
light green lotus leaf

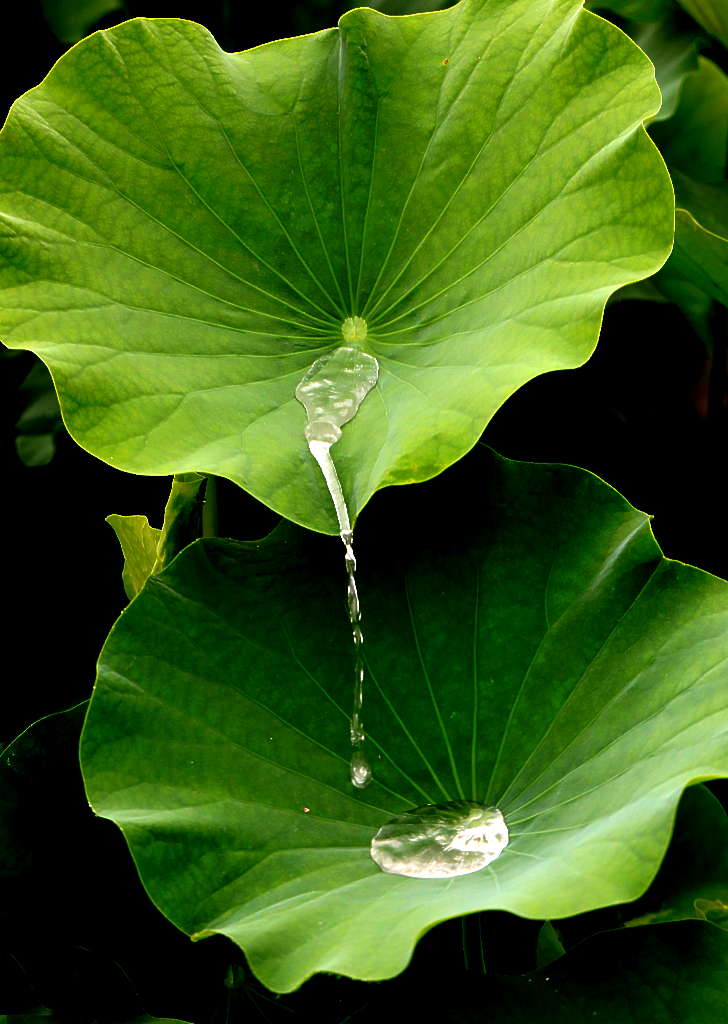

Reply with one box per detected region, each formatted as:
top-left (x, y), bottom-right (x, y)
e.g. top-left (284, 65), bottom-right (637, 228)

top-left (81, 450), bottom-right (728, 991)
top-left (107, 472), bottom-right (206, 599)
top-left (106, 513), bottom-right (162, 600)
top-left (0, 1), bottom-right (672, 532)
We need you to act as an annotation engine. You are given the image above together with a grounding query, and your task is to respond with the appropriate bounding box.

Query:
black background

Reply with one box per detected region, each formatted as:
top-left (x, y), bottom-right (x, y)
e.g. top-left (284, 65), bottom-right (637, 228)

top-left (1, 2), bottom-right (727, 1019)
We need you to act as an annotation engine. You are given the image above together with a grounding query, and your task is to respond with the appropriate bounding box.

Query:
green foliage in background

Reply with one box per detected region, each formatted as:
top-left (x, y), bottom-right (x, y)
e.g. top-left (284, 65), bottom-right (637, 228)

top-left (40, 0), bottom-right (123, 43)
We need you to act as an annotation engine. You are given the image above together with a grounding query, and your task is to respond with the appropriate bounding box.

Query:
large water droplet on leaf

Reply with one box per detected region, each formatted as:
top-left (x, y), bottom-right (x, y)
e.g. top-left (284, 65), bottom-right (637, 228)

top-left (370, 801), bottom-right (509, 878)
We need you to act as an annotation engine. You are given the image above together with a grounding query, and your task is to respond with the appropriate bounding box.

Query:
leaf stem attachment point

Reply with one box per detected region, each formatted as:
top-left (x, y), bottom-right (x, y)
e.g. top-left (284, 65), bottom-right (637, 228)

top-left (341, 315), bottom-right (368, 344)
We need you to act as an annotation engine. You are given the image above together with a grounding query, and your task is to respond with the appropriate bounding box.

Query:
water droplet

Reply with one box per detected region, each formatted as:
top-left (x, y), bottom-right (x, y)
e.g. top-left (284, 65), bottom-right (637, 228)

top-left (351, 750), bottom-right (373, 789)
top-left (370, 801), bottom-right (509, 878)
top-left (296, 340), bottom-right (378, 456)
top-left (296, 341), bottom-right (379, 788)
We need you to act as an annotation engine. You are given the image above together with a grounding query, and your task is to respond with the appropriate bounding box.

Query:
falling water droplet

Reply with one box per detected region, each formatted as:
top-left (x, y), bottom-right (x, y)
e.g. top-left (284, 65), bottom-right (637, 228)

top-left (295, 327), bottom-right (379, 789)
top-left (370, 801), bottom-right (509, 878)
top-left (350, 750), bottom-right (373, 788)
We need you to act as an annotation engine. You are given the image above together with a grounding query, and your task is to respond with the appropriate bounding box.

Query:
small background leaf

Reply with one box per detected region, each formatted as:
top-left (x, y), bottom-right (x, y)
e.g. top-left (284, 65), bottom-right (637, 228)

top-left (444, 923), bottom-right (728, 1022)
top-left (677, 0), bottom-right (728, 47)
top-left (589, 0), bottom-right (673, 19)
top-left (106, 513), bottom-right (162, 601)
top-left (106, 473), bottom-right (207, 600)
top-left (0, 1015), bottom-right (190, 1024)
top-left (13, 361), bottom-right (61, 467)
top-left (633, 14), bottom-right (701, 122)
top-left (0, 705), bottom-right (230, 1019)
top-left (40, 0), bottom-right (124, 44)
top-left (621, 785), bottom-right (728, 930)
top-left (649, 56), bottom-right (728, 333)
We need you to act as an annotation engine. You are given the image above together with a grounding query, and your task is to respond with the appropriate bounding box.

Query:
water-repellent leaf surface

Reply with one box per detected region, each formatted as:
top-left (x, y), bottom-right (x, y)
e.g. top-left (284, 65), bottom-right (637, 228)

top-left (0, 0), bottom-right (672, 532)
top-left (81, 450), bottom-right (728, 991)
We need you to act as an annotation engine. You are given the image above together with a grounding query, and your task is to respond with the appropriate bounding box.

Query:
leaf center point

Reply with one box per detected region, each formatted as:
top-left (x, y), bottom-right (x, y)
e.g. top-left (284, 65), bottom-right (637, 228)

top-left (341, 316), bottom-right (368, 344)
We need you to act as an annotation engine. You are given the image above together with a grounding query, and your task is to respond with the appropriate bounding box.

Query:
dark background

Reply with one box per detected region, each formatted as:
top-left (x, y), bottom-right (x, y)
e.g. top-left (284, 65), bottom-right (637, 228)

top-left (1, 2), bottom-right (726, 1019)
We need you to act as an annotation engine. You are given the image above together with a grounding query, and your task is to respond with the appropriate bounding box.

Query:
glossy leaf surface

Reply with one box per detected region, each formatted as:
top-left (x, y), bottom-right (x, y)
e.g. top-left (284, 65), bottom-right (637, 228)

top-left (81, 450), bottom-right (728, 990)
top-left (0, 1), bottom-right (672, 532)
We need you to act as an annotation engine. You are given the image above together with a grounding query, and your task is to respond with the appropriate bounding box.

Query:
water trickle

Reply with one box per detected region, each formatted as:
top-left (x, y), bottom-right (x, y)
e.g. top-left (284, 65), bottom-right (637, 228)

top-left (295, 327), bottom-right (379, 789)
top-left (370, 801), bottom-right (509, 878)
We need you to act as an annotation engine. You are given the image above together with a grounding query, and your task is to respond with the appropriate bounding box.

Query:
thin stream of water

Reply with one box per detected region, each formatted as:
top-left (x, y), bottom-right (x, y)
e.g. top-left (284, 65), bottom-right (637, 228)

top-left (295, 321), bottom-right (378, 788)
top-left (295, 320), bottom-right (509, 877)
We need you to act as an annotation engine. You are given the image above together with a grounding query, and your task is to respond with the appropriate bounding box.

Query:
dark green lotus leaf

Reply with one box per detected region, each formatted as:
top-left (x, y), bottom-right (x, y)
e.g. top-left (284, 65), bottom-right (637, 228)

top-left (371, 0), bottom-right (446, 12)
top-left (621, 785), bottom-right (728, 931)
top-left (616, 52), bottom-right (728, 331)
top-left (677, 0), bottom-right (728, 48)
top-left (15, 434), bottom-right (55, 467)
top-left (81, 449), bottom-right (728, 991)
top-left (664, 207), bottom-right (728, 309)
top-left (1, 706), bottom-right (89, 911)
top-left (633, 16), bottom-right (701, 122)
top-left (447, 923), bottom-right (728, 1022)
top-left (40, 0), bottom-right (124, 44)
top-left (653, 57), bottom-right (728, 184)
top-left (0, 1016), bottom-right (189, 1024)
top-left (13, 361), bottom-right (62, 467)
top-left (652, 58), bottom-right (728, 319)
top-left (0, 705), bottom-right (213, 1024)
top-left (0, 1), bottom-right (672, 532)
top-left (132, 1018), bottom-right (190, 1023)
top-left (588, 0), bottom-right (673, 19)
